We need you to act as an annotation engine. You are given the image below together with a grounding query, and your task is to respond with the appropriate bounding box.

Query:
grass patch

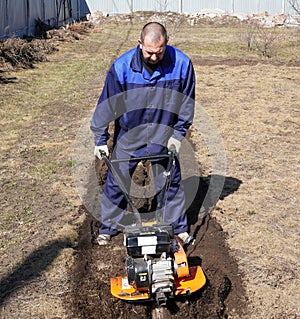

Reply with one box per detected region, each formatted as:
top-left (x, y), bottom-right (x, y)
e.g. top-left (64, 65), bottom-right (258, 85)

top-left (1, 207), bottom-right (35, 231)
top-left (32, 161), bottom-right (65, 179)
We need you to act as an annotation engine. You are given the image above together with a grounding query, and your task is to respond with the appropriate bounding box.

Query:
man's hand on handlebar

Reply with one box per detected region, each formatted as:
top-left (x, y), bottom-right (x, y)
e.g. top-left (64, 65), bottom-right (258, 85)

top-left (94, 145), bottom-right (109, 160)
top-left (167, 137), bottom-right (181, 154)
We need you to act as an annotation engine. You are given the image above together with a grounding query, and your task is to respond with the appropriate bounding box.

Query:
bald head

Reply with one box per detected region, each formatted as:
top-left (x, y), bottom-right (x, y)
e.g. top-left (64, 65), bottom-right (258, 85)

top-left (140, 22), bottom-right (168, 45)
top-left (138, 22), bottom-right (168, 65)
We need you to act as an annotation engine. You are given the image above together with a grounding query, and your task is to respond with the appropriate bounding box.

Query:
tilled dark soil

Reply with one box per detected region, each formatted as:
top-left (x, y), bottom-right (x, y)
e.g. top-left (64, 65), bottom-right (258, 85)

top-left (70, 211), bottom-right (247, 319)
top-left (69, 148), bottom-right (247, 319)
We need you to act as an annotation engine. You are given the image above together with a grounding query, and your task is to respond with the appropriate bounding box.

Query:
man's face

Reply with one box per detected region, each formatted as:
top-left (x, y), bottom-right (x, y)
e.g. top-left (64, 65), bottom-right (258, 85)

top-left (139, 36), bottom-right (166, 65)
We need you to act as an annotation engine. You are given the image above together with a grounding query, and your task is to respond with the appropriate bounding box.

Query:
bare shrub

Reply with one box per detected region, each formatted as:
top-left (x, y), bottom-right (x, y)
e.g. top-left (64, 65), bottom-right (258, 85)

top-left (239, 21), bottom-right (256, 51)
top-left (240, 22), bottom-right (281, 58)
top-left (0, 38), bottom-right (57, 70)
top-left (288, 0), bottom-right (300, 15)
top-left (155, 0), bottom-right (169, 12)
top-left (166, 14), bottom-right (187, 39)
top-left (252, 26), bottom-right (281, 58)
top-left (0, 21), bottom-right (92, 74)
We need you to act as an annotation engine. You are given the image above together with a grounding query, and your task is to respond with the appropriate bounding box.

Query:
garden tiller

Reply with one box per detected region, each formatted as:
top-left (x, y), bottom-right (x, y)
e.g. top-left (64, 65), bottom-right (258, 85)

top-left (101, 147), bottom-right (206, 317)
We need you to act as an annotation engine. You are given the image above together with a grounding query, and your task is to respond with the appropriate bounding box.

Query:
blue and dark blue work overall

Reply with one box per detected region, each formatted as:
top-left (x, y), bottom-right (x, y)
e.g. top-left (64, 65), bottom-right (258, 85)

top-left (91, 44), bottom-right (195, 236)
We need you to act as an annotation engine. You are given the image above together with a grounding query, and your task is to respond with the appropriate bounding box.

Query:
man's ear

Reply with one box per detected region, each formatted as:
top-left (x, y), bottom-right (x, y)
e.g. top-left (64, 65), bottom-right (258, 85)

top-left (138, 39), bottom-right (142, 46)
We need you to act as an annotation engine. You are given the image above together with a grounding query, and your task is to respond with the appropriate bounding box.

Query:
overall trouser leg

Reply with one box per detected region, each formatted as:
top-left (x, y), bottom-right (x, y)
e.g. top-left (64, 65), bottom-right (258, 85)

top-left (100, 148), bottom-right (187, 235)
top-left (100, 157), bottom-right (138, 235)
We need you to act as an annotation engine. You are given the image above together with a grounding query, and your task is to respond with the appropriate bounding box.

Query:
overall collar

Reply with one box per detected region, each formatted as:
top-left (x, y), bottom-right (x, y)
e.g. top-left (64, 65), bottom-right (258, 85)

top-left (130, 45), bottom-right (174, 75)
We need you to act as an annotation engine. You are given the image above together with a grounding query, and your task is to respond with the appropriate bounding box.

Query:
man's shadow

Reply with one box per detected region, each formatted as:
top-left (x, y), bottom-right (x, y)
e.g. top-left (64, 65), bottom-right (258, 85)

top-left (0, 240), bottom-right (71, 307)
top-left (183, 174), bottom-right (242, 234)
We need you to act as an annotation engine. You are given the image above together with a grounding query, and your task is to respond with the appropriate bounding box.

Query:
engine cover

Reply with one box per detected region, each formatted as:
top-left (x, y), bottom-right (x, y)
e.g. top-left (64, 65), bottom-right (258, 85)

top-left (125, 230), bottom-right (171, 257)
top-left (126, 257), bottom-right (150, 291)
top-left (125, 253), bottom-right (175, 300)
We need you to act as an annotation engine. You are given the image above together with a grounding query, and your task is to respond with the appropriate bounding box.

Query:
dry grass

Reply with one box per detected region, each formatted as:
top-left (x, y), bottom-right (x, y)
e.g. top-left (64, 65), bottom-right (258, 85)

top-left (192, 62), bottom-right (300, 318)
top-left (0, 16), bottom-right (299, 318)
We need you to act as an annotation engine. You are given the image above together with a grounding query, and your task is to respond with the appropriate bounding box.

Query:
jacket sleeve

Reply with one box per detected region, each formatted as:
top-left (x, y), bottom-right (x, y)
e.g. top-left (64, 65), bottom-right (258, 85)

top-left (90, 64), bottom-right (124, 146)
top-left (172, 60), bottom-right (195, 141)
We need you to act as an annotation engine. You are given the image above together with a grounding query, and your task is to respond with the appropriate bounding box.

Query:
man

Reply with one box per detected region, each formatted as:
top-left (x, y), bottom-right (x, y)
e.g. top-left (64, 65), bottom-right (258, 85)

top-left (91, 22), bottom-right (195, 245)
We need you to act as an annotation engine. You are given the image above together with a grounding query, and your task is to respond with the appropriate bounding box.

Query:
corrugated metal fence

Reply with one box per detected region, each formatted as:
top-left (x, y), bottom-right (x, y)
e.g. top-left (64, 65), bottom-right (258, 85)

top-left (1, 0), bottom-right (297, 39)
top-left (86, 0), bottom-right (296, 16)
top-left (0, 0), bottom-right (90, 39)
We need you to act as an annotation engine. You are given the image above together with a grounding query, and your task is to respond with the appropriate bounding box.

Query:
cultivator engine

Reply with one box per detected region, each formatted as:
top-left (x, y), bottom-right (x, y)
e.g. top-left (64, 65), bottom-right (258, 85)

top-left (111, 224), bottom-right (206, 313)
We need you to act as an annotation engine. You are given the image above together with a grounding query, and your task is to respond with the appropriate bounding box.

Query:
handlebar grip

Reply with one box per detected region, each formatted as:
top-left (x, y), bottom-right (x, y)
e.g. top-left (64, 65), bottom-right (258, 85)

top-left (168, 143), bottom-right (176, 154)
top-left (100, 150), bottom-right (108, 158)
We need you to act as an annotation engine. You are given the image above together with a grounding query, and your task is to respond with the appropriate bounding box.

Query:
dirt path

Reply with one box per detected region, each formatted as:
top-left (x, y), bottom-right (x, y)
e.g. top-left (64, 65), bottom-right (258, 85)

top-left (1, 18), bottom-right (299, 319)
